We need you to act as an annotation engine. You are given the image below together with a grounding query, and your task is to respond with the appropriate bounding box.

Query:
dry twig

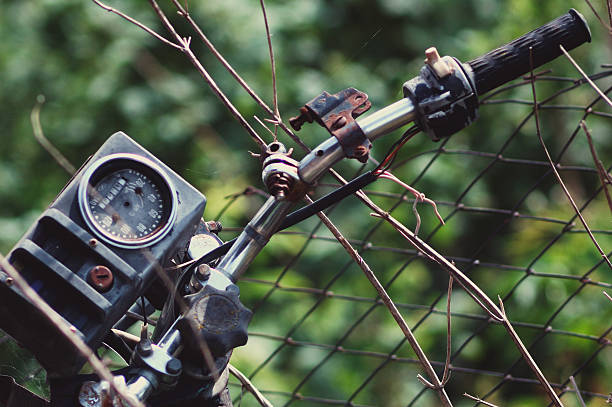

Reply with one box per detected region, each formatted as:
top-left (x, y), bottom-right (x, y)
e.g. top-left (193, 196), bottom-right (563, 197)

top-left (259, 0), bottom-right (281, 140)
top-left (170, 0), bottom-right (308, 151)
top-left (561, 45), bottom-right (612, 109)
top-left (582, 0), bottom-right (612, 32)
top-left (581, 120), bottom-right (612, 214)
top-left (463, 393), bottom-right (501, 407)
top-left (530, 48), bottom-right (612, 273)
top-left (569, 375), bottom-right (587, 407)
top-left (442, 276), bottom-right (453, 385)
top-left (91, 0), bottom-right (181, 49)
top-left (30, 95), bottom-right (76, 175)
top-left (377, 171), bottom-right (444, 234)
top-left (229, 364), bottom-right (274, 407)
top-left (302, 196), bottom-right (453, 406)
top-left (92, 0), bottom-right (266, 149)
top-left (369, 199), bottom-right (562, 405)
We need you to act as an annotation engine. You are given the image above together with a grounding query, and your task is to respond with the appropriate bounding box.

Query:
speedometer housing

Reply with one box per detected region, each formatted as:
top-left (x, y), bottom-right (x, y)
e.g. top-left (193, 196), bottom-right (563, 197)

top-left (78, 153), bottom-right (178, 249)
top-left (0, 132), bottom-right (206, 376)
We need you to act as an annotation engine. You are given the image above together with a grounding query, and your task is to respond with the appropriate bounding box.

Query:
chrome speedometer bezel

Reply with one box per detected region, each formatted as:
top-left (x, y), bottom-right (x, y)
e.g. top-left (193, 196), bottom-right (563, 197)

top-left (78, 153), bottom-right (178, 249)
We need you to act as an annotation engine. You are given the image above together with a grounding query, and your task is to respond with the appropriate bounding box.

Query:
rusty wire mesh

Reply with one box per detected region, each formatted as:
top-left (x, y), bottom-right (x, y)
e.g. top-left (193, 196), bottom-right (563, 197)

top-left (218, 70), bottom-right (612, 407)
top-left (1, 2), bottom-right (611, 407)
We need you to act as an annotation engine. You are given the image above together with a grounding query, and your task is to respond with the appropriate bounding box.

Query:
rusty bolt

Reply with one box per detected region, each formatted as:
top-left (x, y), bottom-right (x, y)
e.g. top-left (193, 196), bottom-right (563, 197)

top-left (266, 172), bottom-right (294, 198)
top-left (88, 239), bottom-right (98, 247)
top-left (88, 265), bottom-right (114, 292)
top-left (197, 264), bottom-right (211, 280)
top-left (289, 106), bottom-right (313, 131)
top-left (205, 220), bottom-right (222, 233)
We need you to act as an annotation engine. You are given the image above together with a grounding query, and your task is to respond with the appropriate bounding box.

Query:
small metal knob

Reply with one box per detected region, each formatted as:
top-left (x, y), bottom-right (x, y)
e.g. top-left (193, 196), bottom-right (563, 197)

top-left (87, 265), bottom-right (113, 292)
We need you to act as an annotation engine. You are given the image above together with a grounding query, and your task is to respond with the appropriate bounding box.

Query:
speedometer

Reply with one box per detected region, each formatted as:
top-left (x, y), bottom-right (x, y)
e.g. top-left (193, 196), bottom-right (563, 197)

top-left (78, 153), bottom-right (178, 249)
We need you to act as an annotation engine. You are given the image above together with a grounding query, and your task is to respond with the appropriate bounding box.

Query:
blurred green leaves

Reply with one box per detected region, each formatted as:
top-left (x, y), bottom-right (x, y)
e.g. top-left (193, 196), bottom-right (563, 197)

top-left (1, 0), bottom-right (611, 405)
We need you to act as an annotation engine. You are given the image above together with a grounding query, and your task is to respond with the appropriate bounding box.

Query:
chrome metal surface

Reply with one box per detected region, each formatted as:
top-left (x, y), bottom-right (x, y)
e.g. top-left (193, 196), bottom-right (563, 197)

top-left (188, 233), bottom-right (222, 260)
top-left (158, 326), bottom-right (182, 355)
top-left (126, 375), bottom-right (155, 402)
top-left (298, 137), bottom-right (345, 184)
top-left (261, 150), bottom-right (300, 198)
top-left (217, 197), bottom-right (293, 282)
top-left (356, 98), bottom-right (417, 141)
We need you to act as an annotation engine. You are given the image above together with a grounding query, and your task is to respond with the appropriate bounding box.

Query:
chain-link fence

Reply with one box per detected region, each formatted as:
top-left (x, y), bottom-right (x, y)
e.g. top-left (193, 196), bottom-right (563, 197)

top-left (1, 1), bottom-right (611, 406)
top-left (222, 67), bottom-right (612, 406)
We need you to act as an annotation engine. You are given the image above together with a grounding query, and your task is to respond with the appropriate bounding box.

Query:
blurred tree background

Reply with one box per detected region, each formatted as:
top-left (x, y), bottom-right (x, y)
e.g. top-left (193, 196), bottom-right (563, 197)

top-left (1, 0), bottom-right (611, 406)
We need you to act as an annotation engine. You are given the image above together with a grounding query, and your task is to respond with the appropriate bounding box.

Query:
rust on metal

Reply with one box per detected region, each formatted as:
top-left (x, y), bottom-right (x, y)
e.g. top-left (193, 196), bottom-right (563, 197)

top-left (87, 265), bottom-right (114, 292)
top-left (266, 172), bottom-right (295, 198)
top-left (288, 88), bottom-right (372, 162)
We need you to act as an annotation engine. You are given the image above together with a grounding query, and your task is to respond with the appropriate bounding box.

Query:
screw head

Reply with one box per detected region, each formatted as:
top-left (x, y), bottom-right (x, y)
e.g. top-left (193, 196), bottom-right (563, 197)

top-left (87, 265), bottom-right (114, 292)
top-left (166, 358), bottom-right (182, 375)
top-left (197, 264), bottom-right (211, 279)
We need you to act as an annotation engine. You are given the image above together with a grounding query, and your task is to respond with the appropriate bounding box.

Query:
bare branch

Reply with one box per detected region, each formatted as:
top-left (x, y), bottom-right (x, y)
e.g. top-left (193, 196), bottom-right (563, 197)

top-left (604, 291), bottom-right (612, 302)
top-left (146, 0), bottom-right (266, 149)
top-left (259, 0), bottom-right (281, 140)
top-left (30, 95), bottom-right (76, 175)
top-left (96, 0), bottom-right (266, 149)
top-left (0, 254), bottom-right (145, 407)
top-left (367, 179), bottom-right (562, 405)
top-left (91, 0), bottom-right (182, 50)
top-left (377, 171), bottom-right (445, 233)
top-left (582, 0), bottom-right (612, 32)
top-left (580, 120), bottom-right (612, 214)
top-left (228, 364), bottom-right (274, 407)
top-left (303, 195), bottom-right (453, 406)
top-left (497, 296), bottom-right (562, 406)
top-left (569, 376), bottom-right (587, 407)
top-left (254, 115), bottom-right (278, 139)
top-left (530, 48), bottom-right (612, 273)
top-left (463, 393), bottom-right (501, 407)
top-left (111, 328), bottom-right (141, 344)
top-left (170, 0), bottom-right (310, 151)
top-left (560, 45), bottom-right (612, 109)
top-left (441, 276), bottom-right (454, 386)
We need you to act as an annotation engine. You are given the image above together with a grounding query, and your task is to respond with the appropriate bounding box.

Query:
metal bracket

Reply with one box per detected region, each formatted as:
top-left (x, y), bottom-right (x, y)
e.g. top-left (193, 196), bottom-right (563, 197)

top-left (289, 88), bottom-right (372, 162)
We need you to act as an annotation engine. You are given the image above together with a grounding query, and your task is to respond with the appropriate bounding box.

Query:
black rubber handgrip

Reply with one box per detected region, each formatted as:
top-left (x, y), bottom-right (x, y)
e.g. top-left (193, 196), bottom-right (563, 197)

top-left (467, 9), bottom-right (591, 95)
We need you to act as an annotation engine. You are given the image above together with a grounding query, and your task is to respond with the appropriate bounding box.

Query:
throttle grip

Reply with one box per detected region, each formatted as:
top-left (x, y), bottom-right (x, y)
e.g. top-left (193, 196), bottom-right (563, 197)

top-left (467, 9), bottom-right (591, 95)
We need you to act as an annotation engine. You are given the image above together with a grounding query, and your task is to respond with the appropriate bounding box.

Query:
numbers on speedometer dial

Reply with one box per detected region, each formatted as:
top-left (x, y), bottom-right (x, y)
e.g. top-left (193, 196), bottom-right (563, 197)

top-left (78, 154), bottom-right (177, 249)
top-left (88, 169), bottom-right (165, 241)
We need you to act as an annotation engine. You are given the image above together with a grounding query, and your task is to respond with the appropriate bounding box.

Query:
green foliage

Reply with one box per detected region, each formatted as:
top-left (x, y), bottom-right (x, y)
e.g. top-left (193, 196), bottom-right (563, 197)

top-left (1, 0), bottom-right (611, 405)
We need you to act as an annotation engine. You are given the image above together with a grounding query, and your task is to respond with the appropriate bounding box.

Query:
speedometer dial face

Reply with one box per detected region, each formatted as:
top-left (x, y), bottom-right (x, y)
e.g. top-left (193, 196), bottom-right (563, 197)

top-left (78, 154), bottom-right (177, 249)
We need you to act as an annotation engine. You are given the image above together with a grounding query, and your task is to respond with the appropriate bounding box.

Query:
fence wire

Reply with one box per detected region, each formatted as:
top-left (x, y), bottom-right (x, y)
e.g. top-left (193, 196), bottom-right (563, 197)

top-left (0, 2), bottom-right (611, 407)
top-left (219, 70), bottom-right (612, 407)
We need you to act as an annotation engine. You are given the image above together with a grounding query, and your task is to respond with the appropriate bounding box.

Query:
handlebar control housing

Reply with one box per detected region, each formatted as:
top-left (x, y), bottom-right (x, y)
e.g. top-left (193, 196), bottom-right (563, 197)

top-left (402, 9), bottom-right (590, 141)
top-left (403, 53), bottom-right (478, 141)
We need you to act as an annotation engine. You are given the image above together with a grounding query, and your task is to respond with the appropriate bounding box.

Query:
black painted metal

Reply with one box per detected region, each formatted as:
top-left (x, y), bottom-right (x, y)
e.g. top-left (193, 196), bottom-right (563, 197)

top-left (0, 132), bottom-right (206, 376)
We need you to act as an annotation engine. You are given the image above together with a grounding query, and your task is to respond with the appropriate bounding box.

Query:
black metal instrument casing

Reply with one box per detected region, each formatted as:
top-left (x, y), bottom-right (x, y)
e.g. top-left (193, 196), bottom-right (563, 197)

top-left (0, 132), bottom-right (206, 376)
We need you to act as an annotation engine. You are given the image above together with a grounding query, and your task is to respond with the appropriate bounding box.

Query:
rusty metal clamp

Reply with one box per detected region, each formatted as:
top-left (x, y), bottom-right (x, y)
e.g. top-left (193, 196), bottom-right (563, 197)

top-left (289, 88), bottom-right (372, 163)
